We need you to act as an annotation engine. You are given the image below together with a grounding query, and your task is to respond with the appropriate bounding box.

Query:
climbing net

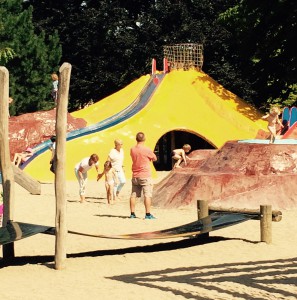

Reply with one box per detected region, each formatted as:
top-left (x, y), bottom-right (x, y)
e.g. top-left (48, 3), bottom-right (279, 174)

top-left (163, 43), bottom-right (204, 71)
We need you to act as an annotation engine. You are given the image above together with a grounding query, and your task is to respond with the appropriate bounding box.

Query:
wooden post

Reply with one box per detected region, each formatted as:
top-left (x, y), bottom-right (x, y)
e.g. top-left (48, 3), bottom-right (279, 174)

top-left (260, 205), bottom-right (272, 244)
top-left (54, 63), bottom-right (71, 270)
top-left (0, 66), bottom-right (15, 259)
top-left (197, 200), bottom-right (209, 220)
top-left (197, 200), bottom-right (210, 239)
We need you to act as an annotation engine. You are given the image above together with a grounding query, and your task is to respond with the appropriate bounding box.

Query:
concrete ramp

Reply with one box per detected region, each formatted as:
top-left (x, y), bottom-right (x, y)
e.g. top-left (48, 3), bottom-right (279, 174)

top-left (153, 142), bottom-right (297, 210)
top-left (12, 164), bottom-right (41, 195)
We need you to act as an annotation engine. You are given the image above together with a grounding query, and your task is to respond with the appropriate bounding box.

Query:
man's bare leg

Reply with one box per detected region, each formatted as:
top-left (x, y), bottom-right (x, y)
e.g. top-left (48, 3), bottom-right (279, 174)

top-left (144, 196), bottom-right (152, 214)
top-left (130, 196), bottom-right (136, 214)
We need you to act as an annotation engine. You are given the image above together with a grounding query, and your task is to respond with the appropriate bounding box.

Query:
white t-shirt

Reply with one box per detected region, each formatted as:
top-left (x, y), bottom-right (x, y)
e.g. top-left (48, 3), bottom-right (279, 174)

top-left (50, 142), bottom-right (56, 160)
top-left (75, 157), bottom-right (98, 173)
top-left (51, 142), bottom-right (56, 152)
top-left (108, 148), bottom-right (124, 171)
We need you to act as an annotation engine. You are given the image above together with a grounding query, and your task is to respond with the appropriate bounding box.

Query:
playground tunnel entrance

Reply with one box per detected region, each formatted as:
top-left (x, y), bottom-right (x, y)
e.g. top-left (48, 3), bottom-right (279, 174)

top-left (153, 130), bottom-right (215, 171)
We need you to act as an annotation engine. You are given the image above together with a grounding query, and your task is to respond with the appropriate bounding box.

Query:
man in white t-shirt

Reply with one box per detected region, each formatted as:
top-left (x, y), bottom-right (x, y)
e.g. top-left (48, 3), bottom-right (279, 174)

top-left (74, 154), bottom-right (100, 203)
top-left (108, 139), bottom-right (126, 200)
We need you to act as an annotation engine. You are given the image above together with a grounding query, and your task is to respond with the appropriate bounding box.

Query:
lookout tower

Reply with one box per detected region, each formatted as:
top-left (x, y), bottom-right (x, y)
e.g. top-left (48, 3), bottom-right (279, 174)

top-left (163, 43), bottom-right (204, 71)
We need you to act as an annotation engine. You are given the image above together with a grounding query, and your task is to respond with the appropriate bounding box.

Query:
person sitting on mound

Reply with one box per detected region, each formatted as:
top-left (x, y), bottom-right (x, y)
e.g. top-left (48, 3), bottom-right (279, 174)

top-left (171, 144), bottom-right (191, 169)
top-left (13, 147), bottom-right (34, 167)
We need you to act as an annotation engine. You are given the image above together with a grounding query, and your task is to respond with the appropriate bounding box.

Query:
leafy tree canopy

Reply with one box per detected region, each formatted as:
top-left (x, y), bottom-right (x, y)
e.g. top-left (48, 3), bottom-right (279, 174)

top-left (0, 0), bottom-right (61, 115)
top-left (219, 0), bottom-right (297, 109)
top-left (24, 0), bottom-right (240, 111)
top-left (3, 0), bottom-right (296, 114)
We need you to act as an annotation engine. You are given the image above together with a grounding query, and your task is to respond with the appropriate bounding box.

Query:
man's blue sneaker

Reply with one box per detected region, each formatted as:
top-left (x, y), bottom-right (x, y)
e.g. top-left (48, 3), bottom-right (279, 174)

top-left (129, 214), bottom-right (136, 219)
top-left (145, 214), bottom-right (156, 220)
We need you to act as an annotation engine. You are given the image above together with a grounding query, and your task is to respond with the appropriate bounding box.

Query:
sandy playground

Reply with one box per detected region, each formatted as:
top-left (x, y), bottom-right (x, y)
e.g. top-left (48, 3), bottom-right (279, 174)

top-left (0, 171), bottom-right (297, 300)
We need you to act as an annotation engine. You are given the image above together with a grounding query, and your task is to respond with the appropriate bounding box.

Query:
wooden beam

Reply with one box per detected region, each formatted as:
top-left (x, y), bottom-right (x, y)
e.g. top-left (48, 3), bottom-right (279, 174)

top-left (12, 164), bottom-right (41, 195)
top-left (208, 206), bottom-right (282, 222)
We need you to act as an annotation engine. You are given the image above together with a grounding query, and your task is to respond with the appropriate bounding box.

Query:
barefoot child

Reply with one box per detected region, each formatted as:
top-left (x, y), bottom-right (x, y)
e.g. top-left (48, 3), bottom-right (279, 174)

top-left (13, 147), bottom-right (34, 167)
top-left (171, 144), bottom-right (191, 169)
top-left (51, 73), bottom-right (59, 105)
top-left (262, 106), bottom-right (284, 143)
top-left (98, 161), bottom-right (119, 205)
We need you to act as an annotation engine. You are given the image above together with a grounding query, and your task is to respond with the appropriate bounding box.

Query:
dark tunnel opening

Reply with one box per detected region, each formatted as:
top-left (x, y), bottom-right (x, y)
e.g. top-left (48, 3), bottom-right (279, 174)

top-left (153, 130), bottom-right (215, 171)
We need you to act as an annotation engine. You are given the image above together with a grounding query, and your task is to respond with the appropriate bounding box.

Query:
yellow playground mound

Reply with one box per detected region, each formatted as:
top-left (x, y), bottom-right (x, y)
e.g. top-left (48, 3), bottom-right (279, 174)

top-left (25, 69), bottom-right (267, 182)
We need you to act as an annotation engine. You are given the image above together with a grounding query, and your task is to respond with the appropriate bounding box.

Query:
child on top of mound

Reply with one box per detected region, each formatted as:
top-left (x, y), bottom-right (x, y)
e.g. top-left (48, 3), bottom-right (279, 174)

top-left (171, 144), bottom-right (191, 169)
top-left (262, 106), bottom-right (284, 144)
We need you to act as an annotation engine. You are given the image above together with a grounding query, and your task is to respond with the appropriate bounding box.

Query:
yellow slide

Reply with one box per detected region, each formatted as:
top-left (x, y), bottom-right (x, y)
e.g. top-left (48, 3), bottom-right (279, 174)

top-left (25, 69), bottom-right (267, 181)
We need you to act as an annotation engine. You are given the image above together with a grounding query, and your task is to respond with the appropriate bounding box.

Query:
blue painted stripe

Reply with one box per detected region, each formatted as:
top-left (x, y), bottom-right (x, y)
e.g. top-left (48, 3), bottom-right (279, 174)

top-left (290, 107), bottom-right (297, 126)
top-left (282, 107), bottom-right (290, 122)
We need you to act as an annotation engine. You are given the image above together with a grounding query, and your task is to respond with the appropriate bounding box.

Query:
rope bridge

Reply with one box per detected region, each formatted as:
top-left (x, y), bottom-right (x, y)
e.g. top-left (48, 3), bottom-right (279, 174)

top-left (0, 212), bottom-right (257, 245)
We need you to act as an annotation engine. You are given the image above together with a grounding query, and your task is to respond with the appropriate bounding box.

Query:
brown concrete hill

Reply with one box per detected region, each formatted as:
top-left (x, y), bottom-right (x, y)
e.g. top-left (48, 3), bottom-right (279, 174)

top-left (9, 109), bottom-right (86, 159)
top-left (152, 142), bottom-right (297, 210)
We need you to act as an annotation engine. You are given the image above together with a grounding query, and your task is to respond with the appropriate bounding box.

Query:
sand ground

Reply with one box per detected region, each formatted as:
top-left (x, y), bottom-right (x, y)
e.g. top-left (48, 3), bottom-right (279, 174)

top-left (0, 172), bottom-right (297, 300)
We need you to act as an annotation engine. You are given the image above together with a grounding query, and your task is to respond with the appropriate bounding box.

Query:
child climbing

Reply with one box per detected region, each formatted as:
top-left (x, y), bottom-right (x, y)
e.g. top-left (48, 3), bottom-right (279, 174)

top-left (171, 144), bottom-right (191, 169)
top-left (262, 106), bottom-right (284, 143)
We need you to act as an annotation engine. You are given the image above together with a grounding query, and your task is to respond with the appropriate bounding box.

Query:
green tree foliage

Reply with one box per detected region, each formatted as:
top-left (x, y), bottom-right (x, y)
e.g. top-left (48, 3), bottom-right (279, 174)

top-left (143, 0), bottom-right (253, 103)
top-left (0, 1), bottom-right (16, 63)
top-left (0, 0), bottom-right (61, 115)
top-left (24, 0), bottom-right (157, 110)
top-left (26, 0), bottom-right (239, 111)
top-left (219, 0), bottom-right (297, 109)
top-left (10, 0), bottom-right (296, 112)
top-left (0, 47), bottom-right (15, 64)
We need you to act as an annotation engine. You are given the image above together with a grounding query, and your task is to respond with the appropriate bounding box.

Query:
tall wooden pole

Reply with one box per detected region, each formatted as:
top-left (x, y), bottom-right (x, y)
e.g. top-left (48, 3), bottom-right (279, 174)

top-left (54, 63), bottom-right (71, 270)
top-left (0, 67), bottom-right (15, 259)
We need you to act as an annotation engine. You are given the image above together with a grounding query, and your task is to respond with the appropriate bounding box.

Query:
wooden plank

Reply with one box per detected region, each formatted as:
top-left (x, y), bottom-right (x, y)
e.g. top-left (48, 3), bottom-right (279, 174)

top-left (208, 206), bottom-right (282, 222)
top-left (12, 164), bottom-right (41, 195)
